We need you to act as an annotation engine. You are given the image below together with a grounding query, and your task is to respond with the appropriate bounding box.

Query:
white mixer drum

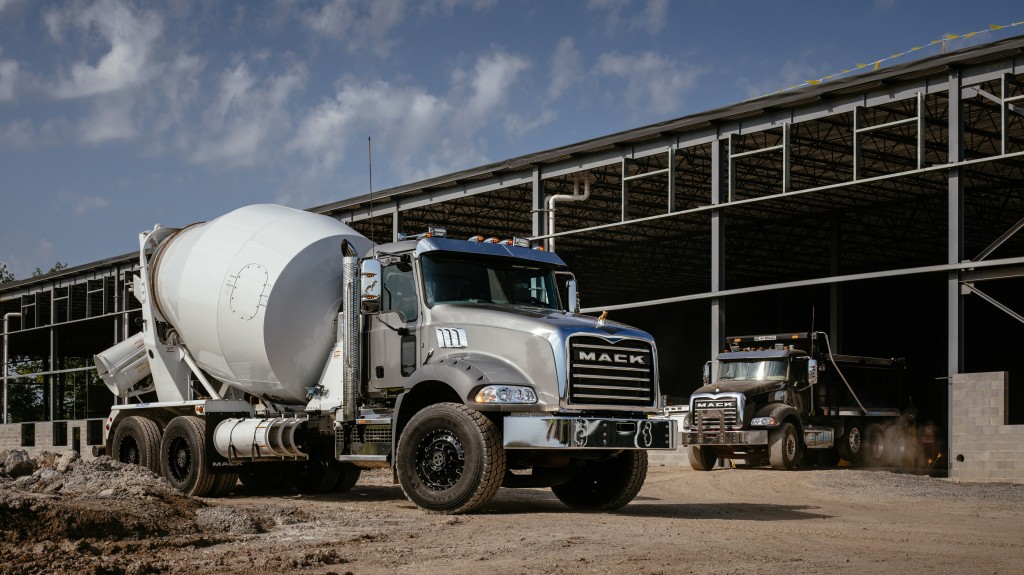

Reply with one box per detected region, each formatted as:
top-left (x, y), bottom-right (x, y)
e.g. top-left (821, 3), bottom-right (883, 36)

top-left (150, 204), bottom-right (372, 404)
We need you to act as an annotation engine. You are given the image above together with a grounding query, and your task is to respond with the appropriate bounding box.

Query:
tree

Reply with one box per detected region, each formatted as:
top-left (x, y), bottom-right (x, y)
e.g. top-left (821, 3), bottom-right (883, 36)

top-left (0, 261), bottom-right (13, 285)
top-left (32, 262), bottom-right (69, 277)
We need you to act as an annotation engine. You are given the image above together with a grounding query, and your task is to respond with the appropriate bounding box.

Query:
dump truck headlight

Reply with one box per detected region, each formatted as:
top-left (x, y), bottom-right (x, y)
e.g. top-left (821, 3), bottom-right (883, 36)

top-left (751, 417), bottom-right (777, 426)
top-left (474, 385), bottom-right (538, 404)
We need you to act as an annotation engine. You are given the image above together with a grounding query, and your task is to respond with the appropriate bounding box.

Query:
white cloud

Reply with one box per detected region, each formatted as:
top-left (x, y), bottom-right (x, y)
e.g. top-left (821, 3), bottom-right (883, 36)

top-left (0, 0), bottom-right (24, 14)
top-left (58, 190), bottom-right (111, 216)
top-left (192, 61), bottom-right (307, 168)
top-left (302, 0), bottom-right (405, 56)
top-left (0, 56), bottom-right (17, 102)
top-left (0, 118), bottom-right (66, 151)
top-left (287, 78), bottom-right (452, 186)
top-left (419, 0), bottom-right (497, 17)
top-left (47, 0), bottom-right (164, 99)
top-left (588, 0), bottom-right (666, 36)
top-left (596, 50), bottom-right (708, 116)
top-left (739, 55), bottom-right (830, 100)
top-left (78, 94), bottom-right (137, 143)
top-left (631, 0), bottom-right (667, 35)
top-left (505, 108), bottom-right (557, 138)
top-left (548, 37), bottom-right (583, 101)
top-left (453, 50), bottom-right (530, 129)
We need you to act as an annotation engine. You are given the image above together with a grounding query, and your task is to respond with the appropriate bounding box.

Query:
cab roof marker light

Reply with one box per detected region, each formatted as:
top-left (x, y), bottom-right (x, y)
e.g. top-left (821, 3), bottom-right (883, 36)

top-left (468, 235), bottom-right (485, 242)
top-left (486, 237), bottom-right (500, 243)
top-left (511, 237), bottom-right (531, 248)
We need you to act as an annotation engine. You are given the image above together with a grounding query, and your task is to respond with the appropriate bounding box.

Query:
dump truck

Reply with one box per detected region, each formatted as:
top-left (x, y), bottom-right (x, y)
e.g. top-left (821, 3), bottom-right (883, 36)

top-left (679, 332), bottom-right (911, 471)
top-left (93, 204), bottom-right (675, 513)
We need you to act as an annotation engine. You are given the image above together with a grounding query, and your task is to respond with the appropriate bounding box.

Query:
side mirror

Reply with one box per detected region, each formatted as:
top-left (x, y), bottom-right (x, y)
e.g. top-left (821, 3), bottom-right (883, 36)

top-left (808, 358), bottom-right (819, 385)
top-left (360, 259), bottom-right (382, 314)
top-left (702, 361), bottom-right (712, 385)
top-left (566, 279), bottom-right (580, 313)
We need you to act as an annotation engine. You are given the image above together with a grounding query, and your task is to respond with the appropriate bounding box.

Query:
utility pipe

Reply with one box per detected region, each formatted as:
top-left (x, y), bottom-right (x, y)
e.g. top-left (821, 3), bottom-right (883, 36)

top-left (3, 312), bottom-right (21, 425)
top-left (546, 172), bottom-right (591, 252)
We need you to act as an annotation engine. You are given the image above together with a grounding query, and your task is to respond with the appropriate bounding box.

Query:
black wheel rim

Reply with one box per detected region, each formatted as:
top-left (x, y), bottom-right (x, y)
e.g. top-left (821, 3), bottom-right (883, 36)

top-left (415, 429), bottom-right (465, 490)
top-left (168, 436), bottom-right (192, 482)
top-left (119, 435), bottom-right (140, 464)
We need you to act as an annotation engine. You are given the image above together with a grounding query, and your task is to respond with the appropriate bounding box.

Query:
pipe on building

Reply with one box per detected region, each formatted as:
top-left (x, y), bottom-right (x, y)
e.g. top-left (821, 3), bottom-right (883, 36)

top-left (546, 172), bottom-right (591, 252)
top-left (3, 312), bottom-right (22, 425)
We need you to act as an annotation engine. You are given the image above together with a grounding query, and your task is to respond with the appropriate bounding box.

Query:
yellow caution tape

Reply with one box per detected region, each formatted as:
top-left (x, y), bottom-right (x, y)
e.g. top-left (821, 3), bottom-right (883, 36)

top-left (752, 21), bottom-right (1024, 100)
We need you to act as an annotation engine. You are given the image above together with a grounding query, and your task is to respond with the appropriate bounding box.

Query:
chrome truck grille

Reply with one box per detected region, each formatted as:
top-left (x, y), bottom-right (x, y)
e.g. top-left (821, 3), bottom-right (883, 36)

top-left (567, 336), bottom-right (656, 407)
top-left (689, 394), bottom-right (741, 431)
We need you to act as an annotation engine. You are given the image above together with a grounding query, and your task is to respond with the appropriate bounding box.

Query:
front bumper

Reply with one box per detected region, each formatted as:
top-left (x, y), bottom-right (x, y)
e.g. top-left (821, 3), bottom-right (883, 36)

top-left (680, 429), bottom-right (768, 446)
top-left (503, 416), bottom-right (676, 450)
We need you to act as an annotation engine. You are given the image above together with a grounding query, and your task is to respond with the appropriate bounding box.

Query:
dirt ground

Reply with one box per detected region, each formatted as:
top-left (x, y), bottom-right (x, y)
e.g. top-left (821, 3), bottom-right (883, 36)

top-left (2, 450), bottom-right (1022, 575)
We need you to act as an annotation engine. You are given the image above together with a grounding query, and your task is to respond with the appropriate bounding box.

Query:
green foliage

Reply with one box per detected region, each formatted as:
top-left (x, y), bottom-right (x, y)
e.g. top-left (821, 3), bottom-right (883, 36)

top-left (31, 261), bottom-right (69, 278)
top-left (0, 261), bottom-right (13, 285)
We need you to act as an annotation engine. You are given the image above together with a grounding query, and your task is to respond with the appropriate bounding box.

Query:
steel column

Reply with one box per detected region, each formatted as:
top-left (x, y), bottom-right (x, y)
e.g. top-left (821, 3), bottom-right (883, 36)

top-left (531, 166), bottom-right (544, 238)
top-left (710, 139), bottom-right (725, 369)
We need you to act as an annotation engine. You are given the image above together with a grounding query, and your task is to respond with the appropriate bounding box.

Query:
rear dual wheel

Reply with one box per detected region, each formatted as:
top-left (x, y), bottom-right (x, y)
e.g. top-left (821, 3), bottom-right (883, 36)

top-left (112, 416), bottom-right (161, 474)
top-left (159, 416), bottom-right (235, 497)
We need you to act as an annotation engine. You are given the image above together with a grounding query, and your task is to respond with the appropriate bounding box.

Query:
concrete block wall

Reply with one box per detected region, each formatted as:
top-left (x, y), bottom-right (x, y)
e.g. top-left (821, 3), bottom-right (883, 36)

top-left (0, 419), bottom-right (101, 462)
top-left (950, 372), bottom-right (1024, 484)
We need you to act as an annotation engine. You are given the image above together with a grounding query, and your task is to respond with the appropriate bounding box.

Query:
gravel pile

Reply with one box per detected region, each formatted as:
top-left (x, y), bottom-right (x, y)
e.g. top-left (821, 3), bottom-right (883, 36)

top-left (0, 450), bottom-right (204, 543)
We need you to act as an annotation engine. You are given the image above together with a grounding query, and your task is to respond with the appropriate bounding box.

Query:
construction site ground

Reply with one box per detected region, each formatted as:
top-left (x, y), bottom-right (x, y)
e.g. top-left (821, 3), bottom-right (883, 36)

top-left (1, 451), bottom-right (1022, 575)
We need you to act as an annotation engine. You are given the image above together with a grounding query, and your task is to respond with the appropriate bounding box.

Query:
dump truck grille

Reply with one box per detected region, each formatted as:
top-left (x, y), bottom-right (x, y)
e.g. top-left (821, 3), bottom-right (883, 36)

top-left (567, 336), bottom-right (656, 407)
top-left (690, 395), bottom-right (740, 430)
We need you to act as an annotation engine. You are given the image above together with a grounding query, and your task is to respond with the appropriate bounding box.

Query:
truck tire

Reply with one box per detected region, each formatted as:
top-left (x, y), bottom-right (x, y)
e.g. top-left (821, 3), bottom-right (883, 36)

top-left (159, 416), bottom-right (217, 497)
top-left (294, 459), bottom-right (342, 493)
top-left (769, 422), bottom-right (800, 470)
top-left (688, 445), bottom-right (717, 471)
top-left (396, 402), bottom-right (505, 514)
top-left (551, 451), bottom-right (648, 511)
top-left (814, 448), bottom-right (842, 468)
top-left (112, 416), bottom-right (161, 474)
top-left (238, 464), bottom-right (289, 491)
top-left (861, 423), bottom-right (886, 467)
top-left (837, 423), bottom-right (864, 464)
top-left (207, 472), bottom-right (238, 497)
top-left (333, 462), bottom-right (362, 493)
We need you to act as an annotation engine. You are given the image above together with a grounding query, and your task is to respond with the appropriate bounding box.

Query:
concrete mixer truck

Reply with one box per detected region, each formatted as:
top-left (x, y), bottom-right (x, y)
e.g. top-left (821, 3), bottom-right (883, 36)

top-left (93, 204), bottom-right (674, 513)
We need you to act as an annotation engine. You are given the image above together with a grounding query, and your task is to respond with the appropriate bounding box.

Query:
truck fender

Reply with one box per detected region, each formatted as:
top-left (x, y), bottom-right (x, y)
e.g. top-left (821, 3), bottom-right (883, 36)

top-left (406, 353), bottom-right (534, 402)
top-left (751, 403), bottom-right (800, 429)
top-left (392, 354), bottom-right (532, 457)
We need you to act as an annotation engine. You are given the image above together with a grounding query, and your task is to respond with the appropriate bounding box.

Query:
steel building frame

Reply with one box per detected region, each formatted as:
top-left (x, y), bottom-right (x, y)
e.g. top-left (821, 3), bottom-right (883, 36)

top-left (3, 35), bottom-right (1024, 434)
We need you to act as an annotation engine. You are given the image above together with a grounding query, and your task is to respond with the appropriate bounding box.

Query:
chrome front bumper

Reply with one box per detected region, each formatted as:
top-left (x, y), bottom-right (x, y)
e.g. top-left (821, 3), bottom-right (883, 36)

top-left (503, 416), bottom-right (676, 450)
top-left (680, 429), bottom-right (768, 446)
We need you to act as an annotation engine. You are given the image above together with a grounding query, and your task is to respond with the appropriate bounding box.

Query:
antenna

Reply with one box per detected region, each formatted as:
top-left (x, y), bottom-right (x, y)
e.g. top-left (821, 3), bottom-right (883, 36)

top-left (368, 136), bottom-right (375, 244)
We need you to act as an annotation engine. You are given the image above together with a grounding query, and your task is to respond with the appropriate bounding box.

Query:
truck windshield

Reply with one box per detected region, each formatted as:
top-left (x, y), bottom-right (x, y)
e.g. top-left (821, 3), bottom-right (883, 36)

top-left (717, 359), bottom-right (789, 381)
top-left (421, 252), bottom-right (560, 309)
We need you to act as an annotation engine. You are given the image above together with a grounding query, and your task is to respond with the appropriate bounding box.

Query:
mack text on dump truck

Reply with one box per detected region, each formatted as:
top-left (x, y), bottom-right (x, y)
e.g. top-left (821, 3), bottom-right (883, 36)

top-left (679, 332), bottom-right (915, 471)
top-left (93, 204), bottom-right (675, 513)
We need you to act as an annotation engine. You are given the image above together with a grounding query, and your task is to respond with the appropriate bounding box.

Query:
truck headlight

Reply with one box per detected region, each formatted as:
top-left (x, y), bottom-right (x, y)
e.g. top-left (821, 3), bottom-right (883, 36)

top-left (751, 417), bottom-right (777, 426)
top-left (474, 385), bottom-right (538, 404)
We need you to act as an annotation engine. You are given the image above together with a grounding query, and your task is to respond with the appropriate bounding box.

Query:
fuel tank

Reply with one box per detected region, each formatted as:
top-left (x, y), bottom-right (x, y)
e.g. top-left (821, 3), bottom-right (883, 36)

top-left (149, 204), bottom-right (372, 404)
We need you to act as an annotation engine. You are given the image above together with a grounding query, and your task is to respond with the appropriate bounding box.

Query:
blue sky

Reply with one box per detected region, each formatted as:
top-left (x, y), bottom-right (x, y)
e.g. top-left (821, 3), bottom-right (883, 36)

top-left (0, 0), bottom-right (1021, 279)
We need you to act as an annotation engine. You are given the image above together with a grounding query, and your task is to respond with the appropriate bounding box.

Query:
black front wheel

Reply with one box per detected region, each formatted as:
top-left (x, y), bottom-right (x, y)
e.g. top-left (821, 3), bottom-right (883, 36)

top-left (551, 451), bottom-right (648, 511)
top-left (769, 422), bottom-right (800, 470)
top-left (396, 403), bottom-right (505, 514)
top-left (688, 445), bottom-right (717, 471)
